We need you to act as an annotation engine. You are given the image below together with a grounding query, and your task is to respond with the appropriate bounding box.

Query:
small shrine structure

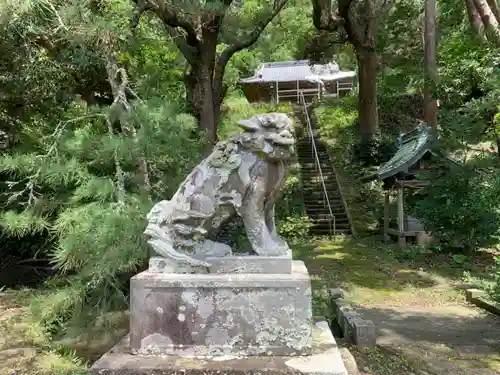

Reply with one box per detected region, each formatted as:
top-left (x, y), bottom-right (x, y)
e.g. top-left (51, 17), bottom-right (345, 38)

top-left (365, 125), bottom-right (442, 246)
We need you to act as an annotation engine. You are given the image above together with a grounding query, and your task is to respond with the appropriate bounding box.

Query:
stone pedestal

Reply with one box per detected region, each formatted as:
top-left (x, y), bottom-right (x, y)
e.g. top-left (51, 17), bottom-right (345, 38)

top-left (130, 261), bottom-right (312, 357)
top-left (91, 256), bottom-right (348, 375)
top-left (90, 319), bottom-right (348, 375)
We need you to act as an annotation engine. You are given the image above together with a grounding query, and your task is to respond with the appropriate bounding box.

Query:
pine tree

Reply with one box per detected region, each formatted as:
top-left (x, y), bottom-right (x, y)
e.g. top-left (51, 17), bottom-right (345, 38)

top-left (0, 0), bottom-right (202, 335)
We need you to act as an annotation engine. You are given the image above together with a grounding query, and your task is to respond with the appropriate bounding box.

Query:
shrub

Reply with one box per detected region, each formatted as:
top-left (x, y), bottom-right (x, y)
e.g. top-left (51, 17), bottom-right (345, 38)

top-left (0, 100), bottom-right (202, 336)
top-left (488, 257), bottom-right (500, 303)
top-left (414, 158), bottom-right (500, 251)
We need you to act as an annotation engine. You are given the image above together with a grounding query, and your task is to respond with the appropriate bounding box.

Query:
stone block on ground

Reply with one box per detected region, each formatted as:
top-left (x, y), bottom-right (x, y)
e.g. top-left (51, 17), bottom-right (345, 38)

top-left (332, 298), bottom-right (376, 349)
top-left (90, 319), bottom-right (348, 375)
top-left (351, 318), bottom-right (376, 348)
top-left (130, 260), bottom-right (312, 357)
top-left (329, 288), bottom-right (345, 300)
top-left (465, 288), bottom-right (486, 302)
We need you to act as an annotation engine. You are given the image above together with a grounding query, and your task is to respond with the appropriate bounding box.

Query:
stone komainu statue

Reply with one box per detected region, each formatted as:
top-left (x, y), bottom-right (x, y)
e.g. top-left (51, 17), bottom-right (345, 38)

top-left (144, 113), bottom-right (296, 269)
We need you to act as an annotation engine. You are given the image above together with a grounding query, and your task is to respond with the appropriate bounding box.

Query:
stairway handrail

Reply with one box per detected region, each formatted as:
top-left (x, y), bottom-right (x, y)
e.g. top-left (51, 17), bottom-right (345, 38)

top-left (298, 91), bottom-right (336, 237)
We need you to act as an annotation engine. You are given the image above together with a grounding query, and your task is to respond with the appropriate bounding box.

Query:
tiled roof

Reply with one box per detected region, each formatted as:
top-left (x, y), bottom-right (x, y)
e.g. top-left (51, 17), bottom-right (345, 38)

top-left (240, 60), bottom-right (352, 83)
top-left (376, 125), bottom-right (433, 181)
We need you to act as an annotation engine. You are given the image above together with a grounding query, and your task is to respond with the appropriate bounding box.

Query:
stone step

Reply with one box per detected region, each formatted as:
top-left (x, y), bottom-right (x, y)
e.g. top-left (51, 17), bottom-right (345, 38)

top-left (301, 180), bottom-right (338, 185)
top-left (311, 225), bottom-right (351, 232)
top-left (304, 198), bottom-right (344, 204)
top-left (303, 157), bottom-right (330, 161)
top-left (309, 216), bottom-right (350, 223)
top-left (309, 217), bottom-right (350, 224)
top-left (307, 212), bottom-right (348, 219)
top-left (299, 167), bottom-right (333, 171)
top-left (298, 152), bottom-right (330, 157)
top-left (310, 207), bottom-right (347, 212)
top-left (297, 149), bottom-right (330, 154)
top-left (303, 190), bottom-right (342, 197)
top-left (301, 176), bottom-right (338, 182)
top-left (303, 191), bottom-right (342, 198)
top-left (299, 163), bottom-right (334, 168)
top-left (310, 227), bottom-right (352, 235)
top-left (301, 170), bottom-right (337, 175)
top-left (305, 206), bottom-right (346, 213)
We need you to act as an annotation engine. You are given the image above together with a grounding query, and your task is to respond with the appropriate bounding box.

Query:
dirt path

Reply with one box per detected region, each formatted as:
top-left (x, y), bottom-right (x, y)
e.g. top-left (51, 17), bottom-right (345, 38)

top-left (358, 304), bottom-right (500, 374)
top-left (295, 237), bottom-right (500, 375)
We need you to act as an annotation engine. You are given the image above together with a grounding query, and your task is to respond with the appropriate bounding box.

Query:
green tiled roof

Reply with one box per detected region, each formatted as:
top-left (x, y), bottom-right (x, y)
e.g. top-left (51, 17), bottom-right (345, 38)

top-left (375, 125), bottom-right (433, 181)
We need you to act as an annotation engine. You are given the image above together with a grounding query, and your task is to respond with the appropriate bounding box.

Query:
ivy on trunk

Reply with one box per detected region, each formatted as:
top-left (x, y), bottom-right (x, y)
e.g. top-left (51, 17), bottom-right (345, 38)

top-left (131, 0), bottom-right (289, 144)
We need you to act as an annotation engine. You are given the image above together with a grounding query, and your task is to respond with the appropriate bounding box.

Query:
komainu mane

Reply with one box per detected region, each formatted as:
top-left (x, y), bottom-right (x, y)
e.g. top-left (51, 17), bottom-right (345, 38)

top-left (144, 113), bottom-right (296, 270)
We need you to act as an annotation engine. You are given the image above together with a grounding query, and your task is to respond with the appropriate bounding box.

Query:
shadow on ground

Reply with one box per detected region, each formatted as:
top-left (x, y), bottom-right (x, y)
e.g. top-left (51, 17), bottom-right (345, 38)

top-left (294, 236), bottom-right (497, 302)
top-left (294, 236), bottom-right (500, 374)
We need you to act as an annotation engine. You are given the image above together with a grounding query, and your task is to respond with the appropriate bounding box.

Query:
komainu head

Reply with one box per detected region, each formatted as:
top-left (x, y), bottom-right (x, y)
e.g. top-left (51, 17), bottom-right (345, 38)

top-left (236, 113), bottom-right (295, 160)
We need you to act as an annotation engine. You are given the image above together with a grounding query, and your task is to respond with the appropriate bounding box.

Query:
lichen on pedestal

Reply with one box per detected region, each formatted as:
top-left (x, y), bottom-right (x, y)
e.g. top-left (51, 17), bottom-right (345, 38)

top-left (130, 261), bottom-right (313, 357)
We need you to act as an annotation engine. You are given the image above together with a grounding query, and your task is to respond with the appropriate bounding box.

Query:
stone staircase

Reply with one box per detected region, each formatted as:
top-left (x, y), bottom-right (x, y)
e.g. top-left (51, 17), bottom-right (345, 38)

top-left (295, 107), bottom-right (352, 236)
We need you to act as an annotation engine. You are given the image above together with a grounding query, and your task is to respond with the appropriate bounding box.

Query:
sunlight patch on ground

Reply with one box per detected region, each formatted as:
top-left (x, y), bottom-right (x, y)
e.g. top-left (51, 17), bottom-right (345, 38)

top-left (0, 290), bottom-right (86, 375)
top-left (293, 236), bottom-right (477, 309)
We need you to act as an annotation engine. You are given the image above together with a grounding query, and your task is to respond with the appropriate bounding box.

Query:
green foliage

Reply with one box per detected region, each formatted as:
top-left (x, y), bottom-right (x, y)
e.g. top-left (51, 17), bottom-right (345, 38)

top-left (278, 216), bottom-right (312, 242)
top-left (414, 159), bottom-right (500, 250)
top-left (219, 96), bottom-right (294, 139)
top-left (1, 100), bottom-right (201, 335)
top-left (488, 257), bottom-right (500, 303)
top-left (0, 0), bottom-right (205, 336)
top-left (314, 97), bottom-right (385, 233)
top-left (351, 133), bottom-right (396, 167)
top-left (315, 97), bottom-right (358, 141)
top-left (275, 173), bottom-right (310, 242)
top-left (376, 0), bottom-right (424, 93)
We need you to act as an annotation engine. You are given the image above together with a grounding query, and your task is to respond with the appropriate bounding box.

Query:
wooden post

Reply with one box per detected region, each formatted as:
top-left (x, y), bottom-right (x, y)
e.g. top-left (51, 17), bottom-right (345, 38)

top-left (384, 190), bottom-right (390, 241)
top-left (397, 186), bottom-right (406, 246)
top-left (297, 80), bottom-right (300, 103)
top-left (276, 81), bottom-right (279, 103)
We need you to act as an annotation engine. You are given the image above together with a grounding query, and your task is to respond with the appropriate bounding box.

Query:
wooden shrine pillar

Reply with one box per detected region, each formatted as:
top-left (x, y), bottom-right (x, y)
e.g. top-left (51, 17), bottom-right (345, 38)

top-left (383, 190), bottom-right (390, 241)
top-left (396, 185), bottom-right (406, 246)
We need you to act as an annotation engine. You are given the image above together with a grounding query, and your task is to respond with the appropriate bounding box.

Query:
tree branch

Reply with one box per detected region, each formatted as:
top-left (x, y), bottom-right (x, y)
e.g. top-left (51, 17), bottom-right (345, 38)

top-left (213, 0), bottom-right (290, 96)
top-left (165, 26), bottom-right (197, 63)
top-left (338, 0), bottom-right (366, 49)
top-left (131, 0), bottom-right (199, 47)
top-left (312, 0), bottom-right (345, 31)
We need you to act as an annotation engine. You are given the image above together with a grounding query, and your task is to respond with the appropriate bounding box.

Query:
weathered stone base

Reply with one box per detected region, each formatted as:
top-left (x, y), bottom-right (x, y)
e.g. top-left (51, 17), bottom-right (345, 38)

top-left (149, 253), bottom-right (293, 274)
top-left (130, 261), bottom-right (312, 357)
top-left (90, 320), bottom-right (348, 375)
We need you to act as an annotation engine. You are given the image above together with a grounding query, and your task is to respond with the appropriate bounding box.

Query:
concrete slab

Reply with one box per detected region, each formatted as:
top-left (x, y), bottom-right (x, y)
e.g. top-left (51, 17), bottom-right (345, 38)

top-left (90, 320), bottom-right (348, 375)
top-left (130, 261), bottom-right (312, 357)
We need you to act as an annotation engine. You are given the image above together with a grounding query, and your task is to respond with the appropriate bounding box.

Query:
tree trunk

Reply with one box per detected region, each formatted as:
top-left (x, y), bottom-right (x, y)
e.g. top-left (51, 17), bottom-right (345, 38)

top-left (486, 0), bottom-right (500, 21)
top-left (356, 49), bottom-right (379, 137)
top-left (187, 67), bottom-right (218, 144)
top-left (465, 0), bottom-right (486, 39)
top-left (472, 0), bottom-right (500, 44)
top-left (185, 36), bottom-right (220, 145)
top-left (424, 0), bottom-right (438, 128)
